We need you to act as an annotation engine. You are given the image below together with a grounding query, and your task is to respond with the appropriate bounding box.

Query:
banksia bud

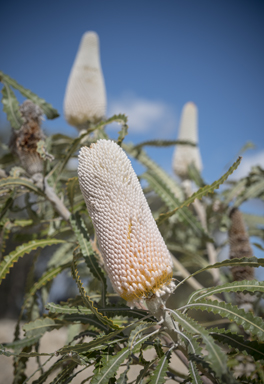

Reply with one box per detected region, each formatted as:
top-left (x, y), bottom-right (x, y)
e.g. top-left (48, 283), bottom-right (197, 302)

top-left (229, 208), bottom-right (255, 309)
top-left (172, 102), bottom-right (202, 178)
top-left (78, 140), bottom-right (175, 307)
top-left (64, 31), bottom-right (107, 129)
top-left (10, 100), bottom-right (44, 175)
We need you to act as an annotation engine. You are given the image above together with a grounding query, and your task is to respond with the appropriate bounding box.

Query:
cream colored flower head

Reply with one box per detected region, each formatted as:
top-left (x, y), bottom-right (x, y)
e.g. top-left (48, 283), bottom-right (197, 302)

top-left (78, 140), bottom-right (174, 306)
top-left (172, 102), bottom-right (202, 178)
top-left (64, 31), bottom-right (107, 129)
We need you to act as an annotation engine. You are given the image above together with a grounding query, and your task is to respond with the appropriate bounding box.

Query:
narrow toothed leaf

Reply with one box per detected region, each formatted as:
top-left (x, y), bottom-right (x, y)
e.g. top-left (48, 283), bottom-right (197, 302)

top-left (23, 318), bottom-right (62, 338)
top-left (1, 81), bottom-right (24, 129)
top-left (0, 239), bottom-right (65, 282)
top-left (134, 139), bottom-right (196, 150)
top-left (169, 309), bottom-right (228, 378)
top-left (156, 156), bottom-right (242, 225)
top-left (71, 255), bottom-right (120, 329)
top-left (0, 177), bottom-right (46, 197)
top-left (211, 332), bottom-right (264, 361)
top-left (181, 299), bottom-right (264, 341)
top-left (187, 280), bottom-right (264, 304)
top-left (66, 177), bottom-right (80, 212)
top-left (70, 212), bottom-right (107, 305)
top-left (90, 328), bottom-right (159, 384)
top-left (149, 351), bottom-right (171, 384)
top-left (0, 70), bottom-right (59, 119)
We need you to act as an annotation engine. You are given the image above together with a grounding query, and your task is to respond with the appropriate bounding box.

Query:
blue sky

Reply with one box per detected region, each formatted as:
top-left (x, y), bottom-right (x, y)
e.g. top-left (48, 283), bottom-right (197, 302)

top-left (1, 0), bottom-right (264, 181)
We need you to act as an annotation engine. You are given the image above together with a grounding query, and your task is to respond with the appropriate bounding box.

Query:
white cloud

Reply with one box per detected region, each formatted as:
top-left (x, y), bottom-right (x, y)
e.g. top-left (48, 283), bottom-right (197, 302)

top-left (108, 93), bottom-right (177, 136)
top-left (231, 150), bottom-right (264, 180)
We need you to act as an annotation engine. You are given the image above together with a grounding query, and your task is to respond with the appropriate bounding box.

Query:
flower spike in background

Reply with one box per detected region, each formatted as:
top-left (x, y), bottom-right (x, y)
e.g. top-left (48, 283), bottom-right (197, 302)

top-left (172, 102), bottom-right (202, 179)
top-left (78, 140), bottom-right (175, 307)
top-left (64, 31), bottom-right (107, 130)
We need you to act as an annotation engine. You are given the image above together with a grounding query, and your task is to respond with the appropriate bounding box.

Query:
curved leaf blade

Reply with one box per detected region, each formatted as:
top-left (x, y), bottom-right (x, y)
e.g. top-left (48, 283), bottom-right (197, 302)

top-left (0, 239), bottom-right (65, 282)
top-left (156, 156), bottom-right (242, 225)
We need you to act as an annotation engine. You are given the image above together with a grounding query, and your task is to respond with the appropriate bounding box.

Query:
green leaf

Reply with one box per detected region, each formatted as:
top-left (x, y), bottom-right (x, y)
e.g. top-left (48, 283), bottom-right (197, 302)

top-left (211, 332), bottom-right (264, 361)
top-left (156, 156), bottom-right (242, 225)
top-left (23, 317), bottom-right (62, 338)
top-left (71, 255), bottom-right (120, 329)
top-left (0, 71), bottom-right (59, 119)
top-left (187, 280), bottom-right (264, 304)
top-left (235, 179), bottom-right (264, 206)
top-left (142, 170), bottom-right (213, 241)
top-left (70, 213), bottom-right (107, 305)
top-left (90, 328), bottom-right (159, 384)
top-left (116, 115), bottom-right (128, 146)
top-left (149, 351), bottom-right (171, 384)
top-left (181, 299), bottom-right (264, 341)
top-left (128, 322), bottom-right (156, 352)
top-left (1, 337), bottom-right (40, 351)
top-left (49, 362), bottom-right (77, 384)
top-left (46, 302), bottom-right (92, 315)
top-left (36, 140), bottom-right (54, 161)
top-left (1, 81), bottom-right (24, 129)
top-left (134, 139), bottom-right (196, 150)
top-left (169, 309), bottom-right (228, 378)
top-left (58, 327), bottom-right (126, 354)
top-left (67, 177), bottom-right (80, 212)
top-left (0, 177), bottom-right (46, 197)
top-left (0, 196), bottom-right (13, 221)
top-left (124, 144), bottom-right (184, 201)
top-left (175, 257), bottom-right (264, 291)
top-left (0, 238), bottom-right (65, 282)
top-left (153, 338), bottom-right (164, 359)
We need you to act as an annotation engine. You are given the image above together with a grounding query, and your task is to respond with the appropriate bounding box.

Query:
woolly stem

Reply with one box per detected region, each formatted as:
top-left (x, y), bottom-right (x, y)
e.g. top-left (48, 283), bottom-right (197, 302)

top-left (32, 173), bottom-right (71, 221)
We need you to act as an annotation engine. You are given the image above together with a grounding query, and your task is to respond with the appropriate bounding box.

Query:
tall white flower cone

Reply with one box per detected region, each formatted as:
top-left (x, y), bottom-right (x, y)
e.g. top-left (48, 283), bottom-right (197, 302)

top-left (64, 31), bottom-right (107, 129)
top-left (172, 102), bottom-right (202, 178)
top-left (78, 140), bottom-right (175, 306)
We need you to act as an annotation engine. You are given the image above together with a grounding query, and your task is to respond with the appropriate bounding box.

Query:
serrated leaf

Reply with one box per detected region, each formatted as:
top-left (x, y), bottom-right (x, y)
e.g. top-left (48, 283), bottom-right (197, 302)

top-left (0, 196), bottom-right (13, 221)
top-left (176, 257), bottom-right (264, 291)
top-left (0, 177), bottom-right (46, 197)
top-left (46, 302), bottom-right (92, 315)
top-left (142, 170), bottom-right (213, 241)
top-left (149, 351), bottom-right (171, 384)
top-left (2, 336), bottom-right (40, 351)
top-left (90, 328), bottom-right (159, 384)
top-left (181, 299), bottom-right (264, 341)
top-left (23, 317), bottom-right (62, 338)
top-left (1, 81), bottom-right (24, 129)
top-left (70, 213), bottom-right (107, 304)
top-left (0, 238), bottom-right (65, 282)
top-left (169, 309), bottom-right (228, 378)
top-left (59, 326), bottom-right (126, 354)
top-left (211, 332), bottom-right (264, 361)
top-left (0, 71), bottom-right (59, 119)
top-left (67, 177), bottom-right (80, 212)
top-left (71, 255), bottom-right (119, 329)
top-left (36, 140), bottom-right (54, 161)
top-left (156, 156), bottom-right (242, 225)
top-left (49, 362), bottom-right (77, 384)
top-left (61, 314), bottom-right (109, 331)
top-left (124, 144), bottom-right (184, 201)
top-left (187, 280), bottom-right (264, 304)
top-left (153, 338), bottom-right (164, 359)
top-left (128, 322), bottom-right (156, 352)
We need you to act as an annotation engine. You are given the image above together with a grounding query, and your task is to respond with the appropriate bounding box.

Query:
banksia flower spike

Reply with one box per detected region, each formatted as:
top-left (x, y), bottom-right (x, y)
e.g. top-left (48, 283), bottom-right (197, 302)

top-left (78, 140), bottom-right (175, 307)
top-left (172, 102), bottom-right (202, 179)
top-left (10, 100), bottom-right (44, 175)
top-left (64, 31), bottom-right (107, 129)
top-left (229, 208), bottom-right (255, 310)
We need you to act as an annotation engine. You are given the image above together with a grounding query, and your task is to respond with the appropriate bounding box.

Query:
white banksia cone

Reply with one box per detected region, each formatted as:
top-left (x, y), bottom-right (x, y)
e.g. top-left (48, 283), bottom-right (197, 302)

top-left (9, 100), bottom-right (44, 175)
top-left (64, 31), bottom-right (107, 129)
top-left (78, 140), bottom-right (175, 307)
top-left (172, 102), bottom-right (202, 178)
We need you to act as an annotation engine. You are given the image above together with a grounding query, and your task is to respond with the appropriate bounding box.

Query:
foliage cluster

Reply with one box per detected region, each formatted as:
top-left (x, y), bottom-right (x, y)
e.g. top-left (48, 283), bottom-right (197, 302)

top-left (0, 71), bottom-right (264, 383)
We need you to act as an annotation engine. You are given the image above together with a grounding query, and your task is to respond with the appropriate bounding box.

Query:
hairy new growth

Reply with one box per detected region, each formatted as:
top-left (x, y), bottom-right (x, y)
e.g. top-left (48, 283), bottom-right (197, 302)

top-left (78, 140), bottom-right (174, 306)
